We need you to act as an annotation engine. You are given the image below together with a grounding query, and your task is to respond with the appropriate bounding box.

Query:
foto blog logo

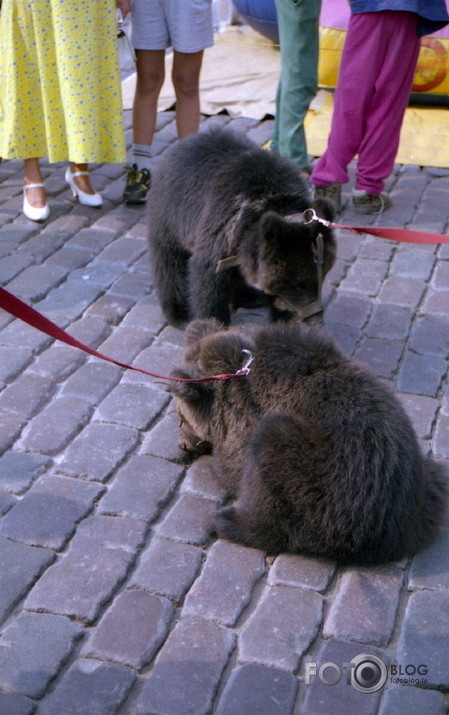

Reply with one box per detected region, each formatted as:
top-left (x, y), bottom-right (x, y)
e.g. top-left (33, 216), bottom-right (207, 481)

top-left (304, 654), bottom-right (428, 693)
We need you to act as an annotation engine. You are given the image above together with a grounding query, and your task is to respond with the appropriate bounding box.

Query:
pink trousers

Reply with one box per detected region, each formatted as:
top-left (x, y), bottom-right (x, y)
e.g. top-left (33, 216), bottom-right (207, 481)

top-left (311, 11), bottom-right (420, 194)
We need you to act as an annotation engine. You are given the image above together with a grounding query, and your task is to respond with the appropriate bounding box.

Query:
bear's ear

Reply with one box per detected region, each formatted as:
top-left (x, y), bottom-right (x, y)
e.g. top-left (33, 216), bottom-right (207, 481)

top-left (312, 197), bottom-right (335, 223)
top-left (199, 333), bottom-right (254, 376)
top-left (169, 369), bottom-right (210, 403)
top-left (184, 318), bottom-right (226, 362)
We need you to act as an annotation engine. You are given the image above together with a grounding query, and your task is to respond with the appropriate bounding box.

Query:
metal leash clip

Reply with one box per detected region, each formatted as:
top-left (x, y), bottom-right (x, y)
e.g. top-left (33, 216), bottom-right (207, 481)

top-left (235, 349), bottom-right (254, 376)
top-left (303, 208), bottom-right (332, 227)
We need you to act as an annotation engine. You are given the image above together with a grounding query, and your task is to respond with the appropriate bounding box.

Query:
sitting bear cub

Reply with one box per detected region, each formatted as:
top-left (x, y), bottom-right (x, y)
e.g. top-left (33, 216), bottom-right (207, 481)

top-left (148, 126), bottom-right (336, 327)
top-left (171, 319), bottom-right (447, 565)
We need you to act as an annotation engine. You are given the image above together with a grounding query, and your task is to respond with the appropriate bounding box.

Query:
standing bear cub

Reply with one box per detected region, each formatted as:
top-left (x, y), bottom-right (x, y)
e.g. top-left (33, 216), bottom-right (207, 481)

top-left (170, 319), bottom-right (447, 565)
top-left (148, 127), bottom-right (336, 327)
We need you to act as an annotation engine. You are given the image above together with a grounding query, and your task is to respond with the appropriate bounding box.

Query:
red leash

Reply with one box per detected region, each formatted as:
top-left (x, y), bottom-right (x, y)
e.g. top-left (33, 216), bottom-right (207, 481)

top-left (333, 222), bottom-right (449, 244)
top-left (0, 219), bottom-right (447, 383)
top-left (0, 286), bottom-right (249, 383)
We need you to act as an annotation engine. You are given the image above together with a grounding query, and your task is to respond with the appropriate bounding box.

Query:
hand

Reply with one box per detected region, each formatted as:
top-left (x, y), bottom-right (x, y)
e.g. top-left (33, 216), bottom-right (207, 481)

top-left (116, 0), bottom-right (131, 19)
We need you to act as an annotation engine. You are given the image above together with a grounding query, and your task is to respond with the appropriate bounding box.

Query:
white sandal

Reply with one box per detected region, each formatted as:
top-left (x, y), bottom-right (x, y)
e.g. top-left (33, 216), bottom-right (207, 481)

top-left (23, 183), bottom-right (49, 222)
top-left (65, 167), bottom-right (102, 207)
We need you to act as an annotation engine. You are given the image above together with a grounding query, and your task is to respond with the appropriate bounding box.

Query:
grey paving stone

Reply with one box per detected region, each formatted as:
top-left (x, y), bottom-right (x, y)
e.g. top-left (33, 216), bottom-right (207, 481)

top-left (136, 616), bottom-right (235, 715)
top-left (0, 317), bottom-right (53, 351)
top-left (341, 258), bottom-right (388, 296)
top-left (396, 590), bottom-right (449, 689)
top-left (431, 259), bottom-right (449, 290)
top-left (35, 278), bottom-right (104, 323)
top-left (408, 528), bottom-right (449, 590)
top-left (96, 326), bottom-right (152, 364)
top-left (82, 589), bottom-right (174, 668)
top-left (27, 343), bottom-right (86, 381)
top-left (0, 346), bottom-right (33, 382)
top-left (379, 685), bottom-right (445, 715)
top-left (433, 415), bottom-right (449, 457)
top-left (0, 488), bottom-right (16, 515)
top-left (182, 540), bottom-right (266, 626)
top-left (41, 213), bottom-right (90, 235)
top-left (96, 236), bottom-right (146, 265)
top-left (0, 474), bottom-right (103, 549)
top-left (377, 276), bottom-right (425, 308)
top-left (93, 382), bottom-right (169, 430)
top-left (0, 536), bottom-right (55, 623)
top-left (37, 659), bottom-right (136, 715)
top-left (397, 352), bottom-right (447, 397)
top-left (18, 395), bottom-right (92, 455)
top-left (322, 293), bottom-right (371, 328)
top-left (366, 304), bottom-right (413, 340)
top-left (239, 586), bottom-right (323, 671)
top-left (129, 536), bottom-right (203, 602)
top-left (399, 393), bottom-right (439, 441)
top-left (0, 693), bottom-right (35, 715)
top-left (57, 422), bottom-right (139, 482)
top-left (323, 565), bottom-right (403, 646)
top-left (6, 264), bottom-right (67, 302)
top-left (108, 271), bottom-right (150, 301)
top-left (123, 339), bottom-right (185, 388)
top-left (98, 454), bottom-right (183, 521)
top-left (156, 492), bottom-right (216, 545)
top-left (0, 612), bottom-right (82, 698)
top-left (390, 247), bottom-right (436, 280)
top-left (46, 243), bottom-right (94, 272)
top-left (181, 454), bottom-right (227, 500)
top-left (0, 412), bottom-right (26, 454)
top-left (69, 260), bottom-right (124, 290)
top-left (422, 288), bottom-right (449, 315)
top-left (324, 322), bottom-right (360, 356)
top-left (355, 337), bottom-right (404, 378)
top-left (215, 663), bottom-right (298, 715)
top-left (61, 361), bottom-right (122, 403)
top-left (0, 253), bottom-right (33, 283)
top-left (267, 553), bottom-right (336, 592)
top-left (141, 409), bottom-right (188, 463)
top-left (0, 373), bottom-right (55, 420)
top-left (301, 639), bottom-right (386, 715)
top-left (409, 314), bottom-right (449, 356)
top-left (0, 451), bottom-right (51, 494)
top-left (85, 293), bottom-right (135, 324)
top-left (120, 294), bottom-right (166, 334)
top-left (24, 515), bottom-right (146, 623)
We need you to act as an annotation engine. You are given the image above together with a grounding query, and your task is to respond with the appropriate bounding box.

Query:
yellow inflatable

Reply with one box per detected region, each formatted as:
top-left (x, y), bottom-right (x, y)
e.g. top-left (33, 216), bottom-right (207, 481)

top-left (318, 2), bottom-right (449, 102)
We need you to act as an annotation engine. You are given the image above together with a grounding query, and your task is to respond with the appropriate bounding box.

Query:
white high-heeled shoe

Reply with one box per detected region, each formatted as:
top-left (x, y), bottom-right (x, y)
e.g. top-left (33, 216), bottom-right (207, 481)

top-left (65, 167), bottom-right (103, 207)
top-left (23, 183), bottom-right (50, 222)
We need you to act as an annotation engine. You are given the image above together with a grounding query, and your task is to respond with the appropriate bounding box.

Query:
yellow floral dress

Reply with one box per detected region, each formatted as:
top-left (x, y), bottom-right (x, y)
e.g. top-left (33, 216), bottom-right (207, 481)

top-left (0, 0), bottom-right (126, 163)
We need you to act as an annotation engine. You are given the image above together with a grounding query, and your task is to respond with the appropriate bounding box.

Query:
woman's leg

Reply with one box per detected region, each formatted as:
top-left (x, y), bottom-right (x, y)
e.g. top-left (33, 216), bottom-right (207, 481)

top-left (23, 158), bottom-right (46, 207)
top-left (171, 50), bottom-right (204, 138)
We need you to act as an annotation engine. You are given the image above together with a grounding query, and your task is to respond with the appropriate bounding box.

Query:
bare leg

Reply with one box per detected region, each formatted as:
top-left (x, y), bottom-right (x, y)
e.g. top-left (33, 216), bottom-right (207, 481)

top-left (172, 50), bottom-right (204, 138)
top-left (69, 162), bottom-right (97, 195)
top-left (132, 49), bottom-right (166, 145)
top-left (23, 158), bottom-right (46, 207)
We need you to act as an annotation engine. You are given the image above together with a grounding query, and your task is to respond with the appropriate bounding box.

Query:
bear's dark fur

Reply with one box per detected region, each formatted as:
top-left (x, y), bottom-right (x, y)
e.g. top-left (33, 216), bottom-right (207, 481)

top-left (148, 127), bottom-right (336, 327)
top-left (170, 319), bottom-right (447, 565)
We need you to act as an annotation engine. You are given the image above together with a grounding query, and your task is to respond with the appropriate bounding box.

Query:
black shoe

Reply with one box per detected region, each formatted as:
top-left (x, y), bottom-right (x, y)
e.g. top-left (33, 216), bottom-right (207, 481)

top-left (123, 164), bottom-right (151, 204)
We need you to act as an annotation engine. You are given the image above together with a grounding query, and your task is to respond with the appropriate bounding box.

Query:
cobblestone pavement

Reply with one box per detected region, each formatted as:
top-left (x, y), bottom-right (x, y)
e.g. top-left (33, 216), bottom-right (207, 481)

top-left (0, 109), bottom-right (448, 715)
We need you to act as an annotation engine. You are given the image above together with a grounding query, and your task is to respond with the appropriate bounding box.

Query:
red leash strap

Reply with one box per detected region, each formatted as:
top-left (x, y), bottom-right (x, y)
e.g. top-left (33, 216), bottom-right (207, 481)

top-left (333, 223), bottom-right (449, 244)
top-left (0, 286), bottom-right (247, 383)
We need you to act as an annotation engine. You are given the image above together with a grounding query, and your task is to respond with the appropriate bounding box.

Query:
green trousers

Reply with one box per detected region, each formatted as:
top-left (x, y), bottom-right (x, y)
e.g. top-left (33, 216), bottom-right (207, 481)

top-left (271, 0), bottom-right (322, 172)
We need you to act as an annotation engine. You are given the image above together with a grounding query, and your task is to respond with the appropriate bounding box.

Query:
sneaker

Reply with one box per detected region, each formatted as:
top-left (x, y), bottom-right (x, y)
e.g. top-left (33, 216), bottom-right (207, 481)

top-left (123, 164), bottom-right (151, 204)
top-left (352, 189), bottom-right (392, 214)
top-left (312, 182), bottom-right (342, 213)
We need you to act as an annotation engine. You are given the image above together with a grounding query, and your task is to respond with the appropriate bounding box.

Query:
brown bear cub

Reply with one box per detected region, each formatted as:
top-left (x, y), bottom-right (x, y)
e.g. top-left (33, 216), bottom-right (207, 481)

top-left (148, 126), bottom-right (336, 327)
top-left (171, 319), bottom-right (447, 565)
